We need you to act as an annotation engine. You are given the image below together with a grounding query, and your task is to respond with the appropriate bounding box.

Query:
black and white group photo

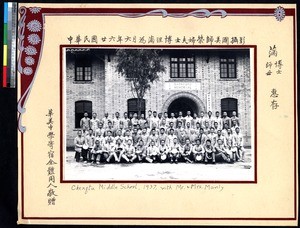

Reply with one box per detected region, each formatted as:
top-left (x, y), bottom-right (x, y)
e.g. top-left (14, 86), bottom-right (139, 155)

top-left (63, 47), bottom-right (254, 181)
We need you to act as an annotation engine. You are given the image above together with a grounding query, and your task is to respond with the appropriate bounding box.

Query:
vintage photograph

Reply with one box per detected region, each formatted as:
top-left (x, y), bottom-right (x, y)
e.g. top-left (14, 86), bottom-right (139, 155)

top-left (63, 47), bottom-right (254, 181)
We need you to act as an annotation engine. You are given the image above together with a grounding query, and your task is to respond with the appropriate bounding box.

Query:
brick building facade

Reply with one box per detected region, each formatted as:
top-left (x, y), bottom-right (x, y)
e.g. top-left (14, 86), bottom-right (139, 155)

top-left (65, 48), bottom-right (252, 147)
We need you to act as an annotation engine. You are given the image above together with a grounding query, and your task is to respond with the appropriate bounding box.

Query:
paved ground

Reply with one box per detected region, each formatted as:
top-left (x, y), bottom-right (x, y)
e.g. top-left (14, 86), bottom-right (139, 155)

top-left (64, 149), bottom-right (254, 181)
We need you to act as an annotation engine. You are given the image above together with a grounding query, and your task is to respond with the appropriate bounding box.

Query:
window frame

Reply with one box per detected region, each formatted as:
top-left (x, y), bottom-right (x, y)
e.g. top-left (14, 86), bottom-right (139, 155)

top-left (221, 98), bottom-right (238, 118)
top-left (75, 56), bottom-right (93, 82)
top-left (220, 56), bottom-right (237, 79)
top-left (170, 55), bottom-right (196, 78)
top-left (127, 98), bottom-right (146, 117)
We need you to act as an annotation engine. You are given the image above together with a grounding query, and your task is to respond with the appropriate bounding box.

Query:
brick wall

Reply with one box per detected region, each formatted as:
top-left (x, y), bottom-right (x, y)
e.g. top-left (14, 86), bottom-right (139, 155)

top-left (66, 49), bottom-right (251, 147)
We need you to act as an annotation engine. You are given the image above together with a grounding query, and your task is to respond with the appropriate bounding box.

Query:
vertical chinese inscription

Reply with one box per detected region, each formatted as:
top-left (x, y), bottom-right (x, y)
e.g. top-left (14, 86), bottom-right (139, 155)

top-left (266, 45), bottom-right (283, 110)
top-left (46, 109), bottom-right (58, 205)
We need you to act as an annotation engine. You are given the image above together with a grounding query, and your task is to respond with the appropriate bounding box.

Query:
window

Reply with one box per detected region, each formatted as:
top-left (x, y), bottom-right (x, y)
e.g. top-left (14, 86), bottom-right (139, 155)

top-left (75, 55), bottom-right (92, 81)
top-left (220, 57), bottom-right (236, 78)
top-left (75, 101), bottom-right (92, 128)
top-left (127, 98), bottom-right (145, 117)
top-left (170, 56), bottom-right (195, 78)
top-left (221, 98), bottom-right (238, 117)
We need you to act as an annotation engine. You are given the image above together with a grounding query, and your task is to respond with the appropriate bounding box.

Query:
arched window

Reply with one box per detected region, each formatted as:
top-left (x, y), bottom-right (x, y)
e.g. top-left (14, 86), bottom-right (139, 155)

top-left (75, 101), bottom-right (92, 128)
top-left (127, 98), bottom-right (145, 117)
top-left (221, 98), bottom-right (238, 117)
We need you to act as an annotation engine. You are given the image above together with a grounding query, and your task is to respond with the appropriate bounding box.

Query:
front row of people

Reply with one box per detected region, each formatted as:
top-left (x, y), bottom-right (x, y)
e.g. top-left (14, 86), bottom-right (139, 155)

top-left (74, 130), bottom-right (245, 165)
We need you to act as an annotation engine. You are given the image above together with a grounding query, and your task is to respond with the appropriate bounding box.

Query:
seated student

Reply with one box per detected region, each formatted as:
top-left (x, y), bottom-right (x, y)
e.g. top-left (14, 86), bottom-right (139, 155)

top-left (213, 121), bottom-right (221, 132)
top-left (181, 138), bottom-right (193, 163)
top-left (123, 129), bottom-right (133, 145)
top-left (135, 139), bottom-right (147, 162)
top-left (225, 129), bottom-right (236, 161)
top-left (185, 122), bottom-right (193, 138)
top-left (194, 122), bottom-right (201, 133)
top-left (215, 130), bottom-right (225, 146)
top-left (192, 138), bottom-right (205, 163)
top-left (95, 121), bottom-right (105, 138)
top-left (139, 128), bottom-right (149, 146)
top-left (222, 111), bottom-right (231, 129)
top-left (214, 138), bottom-right (231, 163)
top-left (207, 127), bottom-right (217, 145)
top-left (231, 119), bottom-right (240, 134)
top-left (147, 128), bottom-right (159, 146)
top-left (138, 113), bottom-right (147, 129)
top-left (85, 129), bottom-right (95, 162)
top-left (169, 137), bottom-right (182, 164)
top-left (131, 113), bottom-right (139, 126)
top-left (167, 121), bottom-right (176, 133)
top-left (158, 139), bottom-right (169, 163)
top-left (204, 139), bottom-right (216, 164)
top-left (121, 139), bottom-right (137, 163)
top-left (114, 129), bottom-right (125, 145)
top-left (167, 128), bottom-right (177, 147)
top-left (203, 121), bottom-right (210, 135)
top-left (131, 128), bottom-right (141, 146)
top-left (198, 128), bottom-right (208, 147)
top-left (232, 127), bottom-right (246, 162)
top-left (198, 111), bottom-right (206, 128)
top-left (143, 121), bottom-right (151, 135)
top-left (122, 112), bottom-right (130, 130)
top-left (104, 136), bottom-right (116, 163)
top-left (159, 118), bottom-right (168, 131)
top-left (91, 139), bottom-right (103, 164)
top-left (118, 121), bottom-right (126, 136)
top-left (113, 138), bottom-right (126, 163)
top-left (147, 140), bottom-right (160, 163)
top-left (159, 127), bottom-right (169, 146)
top-left (104, 121), bottom-right (115, 137)
top-left (102, 112), bottom-right (111, 129)
top-left (189, 129), bottom-right (198, 145)
top-left (74, 130), bottom-right (85, 162)
top-left (221, 123), bottom-right (230, 138)
top-left (95, 131), bottom-right (105, 146)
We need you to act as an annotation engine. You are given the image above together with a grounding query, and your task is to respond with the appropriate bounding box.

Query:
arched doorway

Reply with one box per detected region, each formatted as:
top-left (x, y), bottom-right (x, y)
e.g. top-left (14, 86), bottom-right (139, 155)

top-left (168, 97), bottom-right (199, 117)
top-left (161, 92), bottom-right (206, 118)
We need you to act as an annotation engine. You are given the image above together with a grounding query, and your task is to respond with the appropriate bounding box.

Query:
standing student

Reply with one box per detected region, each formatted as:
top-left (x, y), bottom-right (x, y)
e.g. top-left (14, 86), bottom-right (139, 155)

top-left (206, 111), bottom-right (214, 128)
top-left (191, 113), bottom-right (199, 129)
top-left (167, 129), bottom-right (177, 147)
top-left (214, 111), bottom-right (223, 130)
top-left (80, 112), bottom-right (91, 131)
top-left (222, 112), bottom-right (231, 129)
top-left (198, 111), bottom-right (206, 128)
top-left (102, 112), bottom-right (111, 129)
top-left (95, 122), bottom-right (105, 137)
top-left (74, 130), bottom-right (85, 162)
top-left (113, 112), bottom-right (122, 130)
top-left (168, 112), bottom-right (177, 127)
top-left (90, 112), bottom-right (100, 133)
top-left (138, 113), bottom-right (147, 129)
top-left (225, 129), bottom-right (235, 161)
top-left (122, 112), bottom-right (130, 130)
top-left (233, 127), bottom-right (245, 162)
top-left (159, 127), bottom-right (169, 146)
top-left (231, 111), bottom-right (240, 126)
top-left (184, 111), bottom-right (193, 128)
top-left (177, 111), bottom-right (184, 128)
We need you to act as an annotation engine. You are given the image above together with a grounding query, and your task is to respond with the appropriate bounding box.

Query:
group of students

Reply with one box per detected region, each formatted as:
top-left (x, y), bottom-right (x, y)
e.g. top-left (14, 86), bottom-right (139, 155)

top-left (73, 110), bottom-right (246, 165)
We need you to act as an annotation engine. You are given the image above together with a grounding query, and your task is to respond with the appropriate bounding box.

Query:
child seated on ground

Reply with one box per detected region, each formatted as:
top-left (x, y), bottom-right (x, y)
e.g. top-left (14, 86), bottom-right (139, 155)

top-left (121, 139), bottom-right (137, 163)
top-left (192, 138), bottom-right (204, 163)
top-left (91, 139), bottom-right (102, 164)
top-left (158, 139), bottom-right (169, 163)
top-left (214, 138), bottom-right (231, 163)
top-left (181, 138), bottom-right (193, 163)
top-left (204, 139), bottom-right (216, 164)
top-left (169, 137), bottom-right (182, 164)
top-left (135, 139), bottom-right (147, 162)
top-left (147, 140), bottom-right (160, 163)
